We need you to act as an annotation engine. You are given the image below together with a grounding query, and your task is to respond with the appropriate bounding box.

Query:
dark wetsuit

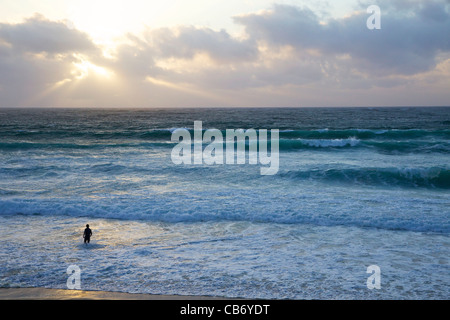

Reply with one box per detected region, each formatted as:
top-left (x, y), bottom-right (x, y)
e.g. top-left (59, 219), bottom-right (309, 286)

top-left (83, 227), bottom-right (92, 243)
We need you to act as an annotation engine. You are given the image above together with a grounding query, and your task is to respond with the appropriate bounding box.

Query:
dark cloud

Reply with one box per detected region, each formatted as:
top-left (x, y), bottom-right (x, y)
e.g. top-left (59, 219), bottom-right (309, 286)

top-left (0, 14), bottom-right (97, 55)
top-left (0, 2), bottom-right (449, 107)
top-left (145, 26), bottom-right (257, 63)
top-left (235, 1), bottom-right (450, 75)
top-left (419, 1), bottom-right (449, 22)
top-left (0, 14), bottom-right (98, 106)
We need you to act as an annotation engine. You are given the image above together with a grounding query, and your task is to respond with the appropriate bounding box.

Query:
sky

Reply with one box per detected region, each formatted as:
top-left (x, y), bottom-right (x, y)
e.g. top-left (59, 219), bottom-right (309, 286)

top-left (0, 0), bottom-right (449, 108)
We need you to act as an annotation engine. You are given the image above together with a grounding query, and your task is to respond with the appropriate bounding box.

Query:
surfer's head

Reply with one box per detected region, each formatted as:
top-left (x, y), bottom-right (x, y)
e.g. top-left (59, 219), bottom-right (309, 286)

top-left (86, 224), bottom-right (89, 228)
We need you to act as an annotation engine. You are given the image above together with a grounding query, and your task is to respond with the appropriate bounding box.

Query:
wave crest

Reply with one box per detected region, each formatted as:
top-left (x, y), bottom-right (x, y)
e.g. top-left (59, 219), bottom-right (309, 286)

top-left (280, 167), bottom-right (450, 189)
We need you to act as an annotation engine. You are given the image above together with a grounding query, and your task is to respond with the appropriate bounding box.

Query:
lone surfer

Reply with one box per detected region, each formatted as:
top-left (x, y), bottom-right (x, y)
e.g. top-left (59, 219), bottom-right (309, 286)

top-left (83, 224), bottom-right (92, 245)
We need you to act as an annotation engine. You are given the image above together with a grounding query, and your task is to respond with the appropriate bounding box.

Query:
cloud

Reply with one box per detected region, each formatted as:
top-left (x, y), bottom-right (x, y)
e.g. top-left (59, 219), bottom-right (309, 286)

top-left (0, 15), bottom-right (102, 106)
top-left (0, 13), bottom-right (97, 55)
top-left (0, 2), bottom-right (449, 107)
top-left (147, 26), bottom-right (257, 63)
top-left (234, 1), bottom-right (450, 76)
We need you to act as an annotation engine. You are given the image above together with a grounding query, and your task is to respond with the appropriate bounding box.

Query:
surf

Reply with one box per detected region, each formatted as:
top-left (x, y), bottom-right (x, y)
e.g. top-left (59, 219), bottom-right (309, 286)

top-left (279, 166), bottom-right (450, 189)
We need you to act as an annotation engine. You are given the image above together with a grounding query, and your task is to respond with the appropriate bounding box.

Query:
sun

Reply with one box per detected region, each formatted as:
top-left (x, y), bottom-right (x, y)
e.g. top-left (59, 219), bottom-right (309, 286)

top-left (66, 0), bottom-right (178, 45)
top-left (67, 0), bottom-right (130, 43)
top-left (72, 55), bottom-right (113, 80)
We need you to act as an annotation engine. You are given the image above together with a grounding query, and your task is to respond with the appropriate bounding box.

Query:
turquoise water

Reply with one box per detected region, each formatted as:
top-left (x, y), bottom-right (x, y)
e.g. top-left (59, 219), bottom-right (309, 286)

top-left (0, 107), bottom-right (449, 299)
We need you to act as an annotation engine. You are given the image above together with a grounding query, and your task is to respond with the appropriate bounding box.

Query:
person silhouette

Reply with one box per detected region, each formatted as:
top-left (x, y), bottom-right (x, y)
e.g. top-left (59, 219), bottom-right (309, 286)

top-left (83, 224), bottom-right (92, 245)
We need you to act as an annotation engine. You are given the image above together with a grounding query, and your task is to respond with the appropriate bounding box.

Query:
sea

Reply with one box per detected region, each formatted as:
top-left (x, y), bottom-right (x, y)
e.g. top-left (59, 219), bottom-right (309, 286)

top-left (0, 107), bottom-right (448, 299)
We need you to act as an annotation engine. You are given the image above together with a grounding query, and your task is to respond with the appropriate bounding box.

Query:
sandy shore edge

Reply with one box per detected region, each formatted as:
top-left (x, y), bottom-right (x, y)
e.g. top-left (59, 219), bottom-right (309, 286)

top-left (0, 287), bottom-right (229, 300)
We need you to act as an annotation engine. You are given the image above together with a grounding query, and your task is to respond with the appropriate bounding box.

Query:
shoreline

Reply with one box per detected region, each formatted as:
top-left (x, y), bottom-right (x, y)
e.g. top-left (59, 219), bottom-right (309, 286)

top-left (0, 287), bottom-right (230, 300)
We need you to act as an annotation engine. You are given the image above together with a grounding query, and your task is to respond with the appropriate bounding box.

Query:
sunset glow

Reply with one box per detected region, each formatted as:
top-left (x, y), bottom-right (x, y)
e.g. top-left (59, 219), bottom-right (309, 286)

top-left (0, 0), bottom-right (449, 107)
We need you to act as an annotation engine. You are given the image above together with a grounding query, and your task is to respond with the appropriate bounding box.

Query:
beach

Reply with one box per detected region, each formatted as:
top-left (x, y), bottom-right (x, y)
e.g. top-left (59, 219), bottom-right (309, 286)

top-left (0, 107), bottom-right (449, 300)
top-left (1, 0), bottom-right (450, 304)
top-left (0, 287), bottom-right (226, 300)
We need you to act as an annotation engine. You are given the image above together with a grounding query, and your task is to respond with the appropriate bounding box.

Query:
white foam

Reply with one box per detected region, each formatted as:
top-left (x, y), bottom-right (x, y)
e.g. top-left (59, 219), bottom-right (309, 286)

top-left (299, 137), bottom-right (360, 147)
top-left (0, 215), bottom-right (448, 299)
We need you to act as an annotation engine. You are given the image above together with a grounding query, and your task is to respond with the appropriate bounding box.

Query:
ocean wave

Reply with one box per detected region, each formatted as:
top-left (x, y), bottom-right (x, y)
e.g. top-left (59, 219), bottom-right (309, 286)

top-left (364, 140), bottom-right (450, 153)
top-left (0, 188), bottom-right (20, 196)
top-left (277, 138), bottom-right (361, 150)
top-left (278, 128), bottom-right (450, 140)
top-left (0, 196), bottom-right (448, 233)
top-left (1, 127), bottom-right (449, 155)
top-left (0, 128), bottom-right (177, 141)
top-left (280, 139), bottom-right (449, 153)
top-left (260, 138), bottom-right (448, 153)
top-left (1, 138), bottom-right (448, 154)
top-left (280, 166), bottom-right (450, 189)
top-left (2, 127), bottom-right (449, 141)
top-left (0, 141), bottom-right (175, 150)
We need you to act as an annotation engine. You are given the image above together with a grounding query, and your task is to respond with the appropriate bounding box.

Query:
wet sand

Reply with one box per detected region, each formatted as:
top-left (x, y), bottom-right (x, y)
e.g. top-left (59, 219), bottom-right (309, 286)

top-left (0, 287), bottom-right (228, 300)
